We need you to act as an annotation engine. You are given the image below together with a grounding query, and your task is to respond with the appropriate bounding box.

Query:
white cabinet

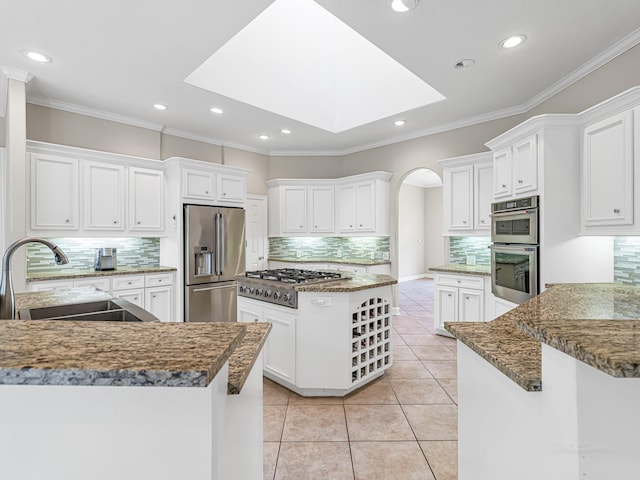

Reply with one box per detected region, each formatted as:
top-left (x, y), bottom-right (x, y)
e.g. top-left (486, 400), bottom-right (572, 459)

top-left (581, 109), bottom-right (635, 229)
top-left (434, 272), bottom-right (486, 337)
top-left (238, 298), bottom-right (296, 383)
top-left (181, 168), bottom-right (246, 204)
top-left (84, 161), bottom-right (125, 231)
top-left (145, 286), bottom-right (173, 322)
top-left (267, 172), bottom-right (391, 237)
top-left (112, 288), bottom-right (145, 308)
top-left (309, 186), bottom-right (334, 233)
top-left (182, 168), bottom-right (214, 200)
top-left (217, 173), bottom-right (245, 203)
top-left (129, 167), bottom-right (164, 232)
top-left (492, 133), bottom-right (539, 199)
top-left (439, 153), bottom-right (493, 234)
top-left (30, 154), bottom-right (79, 231)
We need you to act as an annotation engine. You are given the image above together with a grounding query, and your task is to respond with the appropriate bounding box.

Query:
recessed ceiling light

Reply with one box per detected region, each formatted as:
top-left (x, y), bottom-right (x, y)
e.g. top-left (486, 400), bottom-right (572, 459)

top-left (394, 120), bottom-right (406, 126)
top-left (23, 50), bottom-right (51, 63)
top-left (209, 107), bottom-right (224, 114)
top-left (500, 35), bottom-right (526, 49)
top-left (454, 58), bottom-right (476, 69)
top-left (153, 104), bottom-right (168, 110)
top-left (280, 129), bottom-right (292, 134)
top-left (391, 0), bottom-right (419, 12)
top-left (258, 134), bottom-right (271, 140)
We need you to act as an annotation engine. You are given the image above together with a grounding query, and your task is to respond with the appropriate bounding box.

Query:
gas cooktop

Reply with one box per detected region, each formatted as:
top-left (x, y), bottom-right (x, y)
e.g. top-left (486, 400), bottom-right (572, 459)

top-left (244, 268), bottom-right (342, 284)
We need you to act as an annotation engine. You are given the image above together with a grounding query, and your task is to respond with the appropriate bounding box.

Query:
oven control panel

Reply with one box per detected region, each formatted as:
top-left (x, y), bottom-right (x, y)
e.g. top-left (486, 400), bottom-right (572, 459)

top-left (238, 280), bottom-right (297, 308)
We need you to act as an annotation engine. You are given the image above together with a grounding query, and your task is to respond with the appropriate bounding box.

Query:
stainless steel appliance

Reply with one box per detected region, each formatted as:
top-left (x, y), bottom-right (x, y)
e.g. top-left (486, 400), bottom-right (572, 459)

top-left (490, 195), bottom-right (539, 304)
top-left (184, 204), bottom-right (245, 322)
top-left (237, 269), bottom-right (343, 309)
top-left (94, 247), bottom-right (117, 271)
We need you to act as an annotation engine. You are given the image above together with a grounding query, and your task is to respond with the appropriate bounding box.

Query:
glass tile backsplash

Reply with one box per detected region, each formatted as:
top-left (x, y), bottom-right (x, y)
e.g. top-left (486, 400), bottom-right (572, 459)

top-left (614, 237), bottom-right (640, 286)
top-left (269, 237), bottom-right (390, 261)
top-left (26, 237), bottom-right (160, 275)
top-left (449, 236), bottom-right (491, 266)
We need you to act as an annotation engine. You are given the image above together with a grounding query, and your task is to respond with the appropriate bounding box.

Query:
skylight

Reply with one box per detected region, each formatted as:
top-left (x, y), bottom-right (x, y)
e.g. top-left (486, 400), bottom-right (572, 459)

top-left (184, 0), bottom-right (445, 133)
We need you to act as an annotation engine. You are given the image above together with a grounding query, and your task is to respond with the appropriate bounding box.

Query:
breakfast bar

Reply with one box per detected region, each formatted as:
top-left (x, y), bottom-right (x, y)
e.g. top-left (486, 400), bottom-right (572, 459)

top-left (0, 288), bottom-right (271, 480)
top-left (446, 283), bottom-right (640, 480)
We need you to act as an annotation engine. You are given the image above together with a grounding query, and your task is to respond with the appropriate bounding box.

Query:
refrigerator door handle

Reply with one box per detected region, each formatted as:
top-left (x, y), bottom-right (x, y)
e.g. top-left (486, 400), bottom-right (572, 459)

top-left (220, 213), bottom-right (226, 276)
top-left (192, 285), bottom-right (234, 293)
top-left (213, 212), bottom-right (221, 276)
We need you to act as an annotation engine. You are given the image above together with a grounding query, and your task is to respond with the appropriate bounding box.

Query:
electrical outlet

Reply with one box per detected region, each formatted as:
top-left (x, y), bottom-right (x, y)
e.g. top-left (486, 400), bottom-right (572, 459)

top-left (370, 252), bottom-right (376, 260)
top-left (296, 250), bottom-right (302, 258)
top-left (466, 255), bottom-right (477, 266)
top-left (382, 251), bottom-right (390, 261)
top-left (336, 249), bottom-right (342, 258)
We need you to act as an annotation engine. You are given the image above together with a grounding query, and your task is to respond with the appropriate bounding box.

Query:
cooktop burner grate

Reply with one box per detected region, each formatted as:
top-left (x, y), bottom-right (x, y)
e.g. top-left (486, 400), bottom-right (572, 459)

top-left (244, 268), bottom-right (342, 284)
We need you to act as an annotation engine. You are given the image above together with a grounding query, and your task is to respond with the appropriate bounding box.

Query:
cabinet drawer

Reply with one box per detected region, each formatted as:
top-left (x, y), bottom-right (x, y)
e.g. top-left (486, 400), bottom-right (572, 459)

top-left (111, 275), bottom-right (145, 291)
top-left (145, 273), bottom-right (174, 287)
top-left (72, 277), bottom-right (112, 292)
top-left (435, 273), bottom-right (484, 290)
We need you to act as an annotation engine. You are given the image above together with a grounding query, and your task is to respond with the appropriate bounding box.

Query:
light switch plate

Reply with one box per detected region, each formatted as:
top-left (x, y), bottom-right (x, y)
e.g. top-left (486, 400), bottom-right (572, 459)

top-left (382, 251), bottom-right (390, 261)
top-left (466, 255), bottom-right (476, 266)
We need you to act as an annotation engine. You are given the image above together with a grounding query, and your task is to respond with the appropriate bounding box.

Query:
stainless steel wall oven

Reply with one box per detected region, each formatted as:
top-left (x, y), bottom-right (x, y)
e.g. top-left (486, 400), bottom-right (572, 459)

top-left (490, 196), bottom-right (539, 304)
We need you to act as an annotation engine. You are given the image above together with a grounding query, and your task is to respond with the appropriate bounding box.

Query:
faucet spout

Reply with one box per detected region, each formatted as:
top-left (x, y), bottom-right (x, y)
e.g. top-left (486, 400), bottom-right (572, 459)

top-left (0, 237), bottom-right (70, 319)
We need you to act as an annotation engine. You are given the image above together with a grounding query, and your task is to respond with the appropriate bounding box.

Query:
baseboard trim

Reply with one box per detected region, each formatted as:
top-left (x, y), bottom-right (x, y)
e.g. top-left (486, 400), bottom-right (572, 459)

top-left (399, 273), bottom-right (432, 282)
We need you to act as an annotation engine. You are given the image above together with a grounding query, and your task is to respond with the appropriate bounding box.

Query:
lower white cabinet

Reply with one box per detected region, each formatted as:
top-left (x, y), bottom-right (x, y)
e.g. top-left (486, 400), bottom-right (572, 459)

top-left (238, 298), bottom-right (296, 383)
top-left (27, 272), bottom-right (175, 322)
top-left (434, 272), bottom-right (487, 336)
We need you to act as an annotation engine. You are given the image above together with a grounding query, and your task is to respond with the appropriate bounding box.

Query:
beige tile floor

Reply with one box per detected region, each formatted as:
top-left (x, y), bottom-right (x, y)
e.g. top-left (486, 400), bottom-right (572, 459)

top-left (263, 278), bottom-right (458, 480)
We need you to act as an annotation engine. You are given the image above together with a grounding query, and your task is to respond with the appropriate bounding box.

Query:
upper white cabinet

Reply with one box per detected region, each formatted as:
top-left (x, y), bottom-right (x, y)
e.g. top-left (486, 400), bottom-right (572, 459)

top-left (267, 172), bottom-right (391, 237)
top-left (581, 109), bottom-right (635, 229)
top-left (84, 161), bottom-right (125, 231)
top-left (182, 168), bottom-right (214, 201)
top-left (217, 173), bottom-right (245, 203)
top-left (491, 133), bottom-right (538, 199)
top-left (129, 167), bottom-right (164, 232)
top-left (439, 152), bottom-right (492, 235)
top-left (30, 154), bottom-right (79, 231)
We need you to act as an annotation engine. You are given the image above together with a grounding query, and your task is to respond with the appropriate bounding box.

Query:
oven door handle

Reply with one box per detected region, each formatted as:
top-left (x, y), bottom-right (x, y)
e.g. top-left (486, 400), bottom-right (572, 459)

top-left (490, 208), bottom-right (538, 218)
top-left (489, 244), bottom-right (537, 252)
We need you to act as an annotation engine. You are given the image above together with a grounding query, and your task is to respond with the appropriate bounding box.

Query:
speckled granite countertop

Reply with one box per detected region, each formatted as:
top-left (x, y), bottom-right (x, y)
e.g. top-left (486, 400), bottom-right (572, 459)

top-left (430, 264), bottom-right (491, 276)
top-left (26, 265), bottom-right (177, 282)
top-left (270, 257), bottom-right (391, 266)
top-left (294, 272), bottom-right (397, 292)
top-left (446, 283), bottom-right (640, 392)
top-left (3, 288), bottom-right (270, 391)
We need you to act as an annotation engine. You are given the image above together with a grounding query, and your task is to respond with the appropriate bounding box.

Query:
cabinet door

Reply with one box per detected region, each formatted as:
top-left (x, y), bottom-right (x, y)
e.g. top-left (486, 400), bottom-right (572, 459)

top-left (309, 186), bottom-right (334, 233)
top-left (182, 168), bottom-right (214, 200)
top-left (337, 185), bottom-right (357, 232)
top-left (217, 174), bottom-right (245, 203)
top-left (474, 163), bottom-right (493, 230)
top-left (434, 285), bottom-right (458, 331)
top-left (582, 110), bottom-right (634, 227)
top-left (27, 280), bottom-right (75, 292)
top-left (263, 307), bottom-right (296, 383)
top-left (512, 134), bottom-right (538, 195)
top-left (30, 154), bottom-right (79, 230)
top-left (444, 166), bottom-right (473, 230)
top-left (355, 181), bottom-right (376, 231)
top-left (145, 286), bottom-right (173, 322)
top-left (459, 288), bottom-right (484, 322)
top-left (129, 167), bottom-right (164, 232)
top-left (113, 289), bottom-right (145, 308)
top-left (492, 148), bottom-right (512, 198)
top-left (282, 186), bottom-right (307, 233)
top-left (84, 161), bottom-right (125, 231)
top-left (238, 304), bottom-right (263, 324)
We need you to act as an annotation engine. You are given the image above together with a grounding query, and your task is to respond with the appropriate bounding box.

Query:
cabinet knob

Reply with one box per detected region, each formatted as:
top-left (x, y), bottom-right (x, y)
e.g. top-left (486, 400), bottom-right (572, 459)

top-left (359, 224), bottom-right (363, 227)
top-left (502, 184), bottom-right (506, 188)
top-left (350, 224), bottom-right (353, 228)
top-left (465, 296), bottom-right (469, 300)
top-left (152, 294), bottom-right (157, 298)
top-left (134, 296), bottom-right (138, 301)
top-left (462, 220), bottom-right (467, 224)
top-left (65, 219), bottom-right (70, 223)
top-left (518, 179), bottom-right (523, 184)
top-left (300, 225), bottom-right (303, 228)
top-left (137, 221), bottom-right (141, 225)
top-left (113, 220), bottom-right (118, 224)
top-left (205, 190), bottom-right (209, 194)
top-left (223, 192), bottom-right (227, 196)
top-left (314, 225), bottom-right (318, 228)
top-left (614, 208), bottom-right (621, 214)
top-left (480, 220), bottom-right (485, 223)
top-left (447, 293), bottom-right (452, 297)
top-left (457, 280), bottom-right (461, 283)
top-left (253, 318), bottom-right (259, 323)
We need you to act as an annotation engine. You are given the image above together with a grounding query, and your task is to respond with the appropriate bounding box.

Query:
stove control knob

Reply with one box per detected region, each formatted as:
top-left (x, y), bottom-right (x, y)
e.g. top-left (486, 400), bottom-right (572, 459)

top-left (256, 288), bottom-right (263, 296)
top-left (248, 287), bottom-right (255, 295)
top-left (273, 291), bottom-right (282, 300)
top-left (283, 293), bottom-right (292, 303)
top-left (264, 290), bottom-right (272, 298)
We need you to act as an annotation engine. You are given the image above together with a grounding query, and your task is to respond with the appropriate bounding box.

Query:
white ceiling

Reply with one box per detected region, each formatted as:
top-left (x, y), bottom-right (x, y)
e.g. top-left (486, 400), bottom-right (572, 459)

top-left (1, 0), bottom-right (640, 156)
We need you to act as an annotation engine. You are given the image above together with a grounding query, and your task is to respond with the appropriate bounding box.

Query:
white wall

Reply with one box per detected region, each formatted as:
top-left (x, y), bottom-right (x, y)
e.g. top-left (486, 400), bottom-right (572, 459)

top-left (424, 186), bottom-right (445, 273)
top-left (398, 184), bottom-right (426, 279)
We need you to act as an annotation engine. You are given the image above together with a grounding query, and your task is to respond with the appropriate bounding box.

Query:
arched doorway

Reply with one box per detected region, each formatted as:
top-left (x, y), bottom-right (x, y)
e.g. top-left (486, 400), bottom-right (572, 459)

top-left (397, 168), bottom-right (443, 281)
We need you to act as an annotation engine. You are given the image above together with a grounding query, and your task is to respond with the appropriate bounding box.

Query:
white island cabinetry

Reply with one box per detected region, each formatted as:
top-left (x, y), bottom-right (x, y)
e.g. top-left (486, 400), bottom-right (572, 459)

top-left (433, 271), bottom-right (490, 337)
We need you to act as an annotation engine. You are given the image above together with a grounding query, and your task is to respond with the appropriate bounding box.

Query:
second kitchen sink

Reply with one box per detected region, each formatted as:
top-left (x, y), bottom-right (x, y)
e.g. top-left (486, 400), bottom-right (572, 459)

top-left (19, 298), bottom-right (159, 322)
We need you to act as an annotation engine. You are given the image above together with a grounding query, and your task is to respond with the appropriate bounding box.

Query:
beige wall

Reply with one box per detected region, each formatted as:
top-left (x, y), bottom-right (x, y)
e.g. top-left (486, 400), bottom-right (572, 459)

top-left (269, 155), bottom-right (343, 179)
top-left (161, 133), bottom-right (222, 163)
top-left (223, 147), bottom-right (270, 195)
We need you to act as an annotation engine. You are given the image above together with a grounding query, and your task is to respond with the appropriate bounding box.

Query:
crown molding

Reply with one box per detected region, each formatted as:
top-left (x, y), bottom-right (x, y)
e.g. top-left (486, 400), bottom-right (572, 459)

top-left (160, 127), bottom-right (270, 156)
top-left (0, 66), bottom-right (33, 83)
top-left (27, 96), bottom-right (164, 131)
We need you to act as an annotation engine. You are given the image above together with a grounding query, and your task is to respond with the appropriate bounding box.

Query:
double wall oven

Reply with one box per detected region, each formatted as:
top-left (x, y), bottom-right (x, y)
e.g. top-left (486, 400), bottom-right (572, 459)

top-left (490, 195), bottom-right (539, 304)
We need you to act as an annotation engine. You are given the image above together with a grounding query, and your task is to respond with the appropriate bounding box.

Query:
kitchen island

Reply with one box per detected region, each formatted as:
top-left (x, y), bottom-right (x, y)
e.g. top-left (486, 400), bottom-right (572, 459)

top-left (0, 288), bottom-right (270, 480)
top-left (239, 272), bottom-right (397, 397)
top-left (446, 283), bottom-right (640, 480)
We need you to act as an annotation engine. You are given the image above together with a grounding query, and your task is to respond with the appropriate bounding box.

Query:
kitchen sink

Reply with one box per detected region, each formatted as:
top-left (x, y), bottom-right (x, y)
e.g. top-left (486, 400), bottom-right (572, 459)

top-left (18, 298), bottom-right (159, 322)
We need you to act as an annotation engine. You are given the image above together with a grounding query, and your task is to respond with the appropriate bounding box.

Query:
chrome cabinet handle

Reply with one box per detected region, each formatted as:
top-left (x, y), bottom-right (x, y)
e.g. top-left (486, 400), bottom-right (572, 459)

top-left (614, 208), bottom-right (621, 214)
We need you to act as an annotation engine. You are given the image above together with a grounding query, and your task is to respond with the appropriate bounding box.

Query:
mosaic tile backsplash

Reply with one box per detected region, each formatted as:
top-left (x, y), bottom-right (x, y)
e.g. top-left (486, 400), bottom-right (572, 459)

top-left (26, 237), bottom-right (160, 275)
top-left (449, 236), bottom-right (491, 266)
top-left (614, 237), bottom-right (640, 286)
top-left (269, 237), bottom-right (390, 261)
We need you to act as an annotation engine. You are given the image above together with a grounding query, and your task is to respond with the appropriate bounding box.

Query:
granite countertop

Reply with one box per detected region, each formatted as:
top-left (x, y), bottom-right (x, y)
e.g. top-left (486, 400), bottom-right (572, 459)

top-left (269, 257), bottom-right (391, 266)
top-left (3, 288), bottom-right (270, 392)
top-left (430, 264), bottom-right (491, 276)
top-left (27, 265), bottom-right (177, 282)
top-left (294, 272), bottom-right (397, 292)
top-left (446, 283), bottom-right (640, 392)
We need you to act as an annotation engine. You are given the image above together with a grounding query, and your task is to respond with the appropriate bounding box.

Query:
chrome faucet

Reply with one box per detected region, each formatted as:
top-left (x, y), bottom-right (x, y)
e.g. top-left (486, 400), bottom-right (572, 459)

top-left (0, 237), bottom-right (69, 319)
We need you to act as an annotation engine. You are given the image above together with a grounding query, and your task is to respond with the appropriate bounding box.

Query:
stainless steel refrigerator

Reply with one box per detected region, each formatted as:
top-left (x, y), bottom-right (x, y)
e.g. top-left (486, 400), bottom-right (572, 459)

top-left (184, 204), bottom-right (245, 322)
